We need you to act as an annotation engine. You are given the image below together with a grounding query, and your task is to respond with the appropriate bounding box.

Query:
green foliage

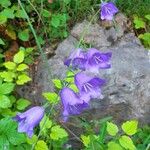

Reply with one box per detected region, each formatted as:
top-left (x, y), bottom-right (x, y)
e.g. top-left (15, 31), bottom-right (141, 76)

top-left (50, 125), bottom-right (68, 141)
top-left (43, 92), bottom-right (59, 104)
top-left (0, 49), bottom-right (31, 85)
top-left (133, 14), bottom-right (150, 48)
top-left (35, 140), bottom-right (48, 150)
top-left (107, 122), bottom-right (119, 136)
top-left (121, 120), bottom-right (138, 136)
top-left (16, 98), bottom-right (31, 110)
top-left (0, 117), bottom-right (29, 149)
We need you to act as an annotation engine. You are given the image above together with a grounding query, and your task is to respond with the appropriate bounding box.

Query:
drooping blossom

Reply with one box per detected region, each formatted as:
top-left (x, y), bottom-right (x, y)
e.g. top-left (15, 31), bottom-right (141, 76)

top-left (75, 72), bottom-right (105, 101)
top-left (14, 106), bottom-right (44, 137)
top-left (64, 48), bottom-right (87, 70)
top-left (100, 2), bottom-right (118, 20)
top-left (86, 48), bottom-right (112, 74)
top-left (60, 87), bottom-right (89, 121)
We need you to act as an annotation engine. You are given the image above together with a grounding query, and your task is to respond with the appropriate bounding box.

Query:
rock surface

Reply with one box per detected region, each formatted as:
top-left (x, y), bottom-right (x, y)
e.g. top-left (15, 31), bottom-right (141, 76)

top-left (18, 14), bottom-right (150, 124)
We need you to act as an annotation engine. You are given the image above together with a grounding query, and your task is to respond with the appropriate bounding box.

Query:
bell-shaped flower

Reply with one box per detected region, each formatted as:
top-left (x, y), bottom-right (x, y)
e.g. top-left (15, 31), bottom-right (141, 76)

top-left (75, 72), bottom-right (105, 102)
top-left (86, 48), bottom-right (112, 74)
top-left (100, 2), bottom-right (118, 20)
top-left (64, 48), bottom-right (87, 70)
top-left (60, 87), bottom-right (89, 121)
top-left (14, 106), bottom-right (44, 137)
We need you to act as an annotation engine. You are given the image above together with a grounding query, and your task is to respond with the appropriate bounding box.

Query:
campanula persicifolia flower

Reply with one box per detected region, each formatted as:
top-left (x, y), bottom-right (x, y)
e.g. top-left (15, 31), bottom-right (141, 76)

top-left (101, 2), bottom-right (118, 20)
top-left (86, 48), bottom-right (112, 74)
top-left (14, 106), bottom-right (44, 137)
top-left (75, 72), bottom-right (105, 102)
top-left (60, 87), bottom-right (89, 121)
top-left (64, 48), bottom-right (87, 70)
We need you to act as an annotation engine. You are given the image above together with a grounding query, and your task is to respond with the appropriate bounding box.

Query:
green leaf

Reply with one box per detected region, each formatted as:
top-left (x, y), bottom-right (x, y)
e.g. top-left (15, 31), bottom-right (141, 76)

top-left (0, 94), bottom-right (10, 108)
top-left (50, 125), bottom-right (68, 140)
top-left (0, 38), bottom-right (5, 45)
top-left (122, 120), bottom-right (138, 136)
top-left (119, 135), bottom-right (136, 150)
top-left (106, 122), bottom-right (119, 136)
top-left (40, 115), bottom-right (52, 135)
top-left (0, 135), bottom-right (9, 150)
top-left (0, 15), bottom-right (7, 25)
top-left (0, 8), bottom-right (14, 19)
top-left (16, 98), bottom-right (31, 110)
top-left (139, 33), bottom-right (150, 46)
top-left (0, 83), bottom-right (15, 94)
top-left (27, 135), bottom-right (38, 145)
top-left (134, 17), bottom-right (145, 29)
top-left (3, 61), bottom-right (16, 70)
top-left (13, 50), bottom-right (24, 64)
top-left (108, 141), bottom-right (123, 150)
top-left (18, 29), bottom-right (30, 41)
top-left (42, 9), bottom-right (51, 18)
top-left (0, 71), bottom-right (15, 82)
top-left (69, 84), bottom-right (79, 92)
top-left (16, 74), bottom-right (31, 85)
top-left (52, 79), bottom-right (62, 89)
top-left (42, 92), bottom-right (59, 104)
top-left (81, 135), bottom-right (90, 147)
top-left (51, 15), bottom-right (60, 28)
top-left (65, 71), bottom-right (74, 83)
top-left (35, 140), bottom-right (48, 150)
top-left (0, 0), bottom-right (11, 8)
top-left (145, 14), bottom-right (150, 20)
top-left (15, 10), bottom-right (26, 18)
top-left (17, 64), bottom-right (29, 71)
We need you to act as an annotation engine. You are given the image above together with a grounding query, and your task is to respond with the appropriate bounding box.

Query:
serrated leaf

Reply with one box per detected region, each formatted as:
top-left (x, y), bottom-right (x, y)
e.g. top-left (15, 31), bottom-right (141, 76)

top-left (18, 30), bottom-right (30, 41)
top-left (0, 94), bottom-right (10, 108)
top-left (52, 79), bottom-right (62, 89)
top-left (122, 120), bottom-right (138, 135)
top-left (107, 122), bottom-right (118, 136)
top-left (139, 33), bottom-right (150, 46)
top-left (0, 71), bottom-right (15, 82)
top-left (13, 50), bottom-right (24, 64)
top-left (108, 141), bottom-right (123, 150)
top-left (0, 83), bottom-right (15, 94)
top-left (134, 17), bottom-right (145, 29)
top-left (0, 8), bottom-right (14, 19)
top-left (35, 140), bottom-right (48, 150)
top-left (42, 92), bottom-right (59, 104)
top-left (16, 98), bottom-right (31, 110)
top-left (16, 74), bottom-right (31, 85)
top-left (3, 62), bottom-right (16, 70)
top-left (119, 135), bottom-right (136, 150)
top-left (17, 64), bottom-right (29, 71)
top-left (81, 135), bottom-right (90, 147)
top-left (50, 125), bottom-right (68, 140)
top-left (0, 135), bottom-right (9, 150)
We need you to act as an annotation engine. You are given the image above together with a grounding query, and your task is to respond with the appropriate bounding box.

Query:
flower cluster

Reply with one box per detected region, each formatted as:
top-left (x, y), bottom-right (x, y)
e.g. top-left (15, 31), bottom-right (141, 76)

top-left (61, 48), bottom-right (112, 121)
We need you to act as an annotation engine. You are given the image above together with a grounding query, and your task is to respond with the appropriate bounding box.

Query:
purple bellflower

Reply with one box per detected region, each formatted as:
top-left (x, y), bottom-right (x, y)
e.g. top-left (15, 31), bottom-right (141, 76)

top-left (75, 72), bottom-right (106, 102)
top-left (60, 87), bottom-right (89, 121)
top-left (101, 2), bottom-right (118, 20)
top-left (64, 48), bottom-right (87, 70)
top-left (86, 48), bottom-right (112, 74)
top-left (14, 106), bottom-right (44, 138)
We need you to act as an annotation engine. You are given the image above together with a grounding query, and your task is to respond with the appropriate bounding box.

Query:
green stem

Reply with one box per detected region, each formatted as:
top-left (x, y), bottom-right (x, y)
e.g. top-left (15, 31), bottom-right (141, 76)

top-left (76, 9), bottom-right (100, 48)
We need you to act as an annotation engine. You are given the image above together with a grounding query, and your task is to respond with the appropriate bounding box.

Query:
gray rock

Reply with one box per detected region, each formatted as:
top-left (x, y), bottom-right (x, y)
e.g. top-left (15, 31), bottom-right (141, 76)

top-left (17, 18), bottom-right (150, 124)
